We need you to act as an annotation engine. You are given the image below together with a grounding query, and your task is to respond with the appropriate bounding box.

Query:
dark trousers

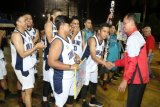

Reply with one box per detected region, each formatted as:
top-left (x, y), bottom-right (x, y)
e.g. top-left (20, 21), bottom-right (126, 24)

top-left (127, 84), bottom-right (146, 107)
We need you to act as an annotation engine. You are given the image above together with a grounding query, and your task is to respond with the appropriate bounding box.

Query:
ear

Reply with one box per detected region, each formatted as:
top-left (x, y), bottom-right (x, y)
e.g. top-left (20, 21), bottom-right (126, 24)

top-left (98, 29), bottom-right (100, 34)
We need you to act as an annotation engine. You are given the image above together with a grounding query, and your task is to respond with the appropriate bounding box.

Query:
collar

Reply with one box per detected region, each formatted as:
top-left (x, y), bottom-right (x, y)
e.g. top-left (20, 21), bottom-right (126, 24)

top-left (128, 27), bottom-right (137, 36)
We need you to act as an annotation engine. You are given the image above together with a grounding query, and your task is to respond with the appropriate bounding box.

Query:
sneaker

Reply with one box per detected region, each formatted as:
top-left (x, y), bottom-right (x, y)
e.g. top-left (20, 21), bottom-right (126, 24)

top-left (41, 101), bottom-right (50, 107)
top-left (89, 98), bottom-right (103, 107)
top-left (49, 97), bottom-right (55, 103)
top-left (82, 101), bottom-right (89, 107)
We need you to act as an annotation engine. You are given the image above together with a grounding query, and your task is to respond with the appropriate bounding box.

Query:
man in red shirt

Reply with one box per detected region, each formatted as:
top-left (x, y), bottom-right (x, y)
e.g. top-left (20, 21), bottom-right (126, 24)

top-left (143, 26), bottom-right (155, 79)
top-left (110, 13), bottom-right (149, 107)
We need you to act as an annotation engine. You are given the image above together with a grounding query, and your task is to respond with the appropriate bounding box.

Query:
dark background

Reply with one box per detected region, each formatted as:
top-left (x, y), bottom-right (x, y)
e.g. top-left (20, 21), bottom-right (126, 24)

top-left (0, 0), bottom-right (160, 41)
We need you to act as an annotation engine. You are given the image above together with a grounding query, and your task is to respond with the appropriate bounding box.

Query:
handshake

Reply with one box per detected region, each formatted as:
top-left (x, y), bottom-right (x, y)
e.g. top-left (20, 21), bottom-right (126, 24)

top-left (104, 61), bottom-right (115, 70)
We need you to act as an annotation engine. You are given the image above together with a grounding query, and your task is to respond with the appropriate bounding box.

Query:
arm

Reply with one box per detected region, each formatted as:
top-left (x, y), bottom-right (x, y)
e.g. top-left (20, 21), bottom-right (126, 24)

top-left (33, 29), bottom-right (39, 44)
top-left (115, 58), bottom-right (125, 67)
top-left (89, 38), bottom-right (107, 67)
top-left (44, 21), bottom-right (54, 43)
top-left (81, 31), bottom-right (85, 46)
top-left (11, 32), bottom-right (44, 58)
top-left (48, 39), bottom-right (79, 70)
top-left (148, 38), bottom-right (155, 56)
top-left (81, 31), bottom-right (85, 50)
top-left (123, 56), bottom-right (138, 81)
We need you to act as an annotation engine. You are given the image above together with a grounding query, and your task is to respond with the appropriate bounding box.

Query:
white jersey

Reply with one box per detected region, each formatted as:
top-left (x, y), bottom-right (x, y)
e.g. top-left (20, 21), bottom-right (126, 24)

top-left (26, 28), bottom-right (37, 40)
top-left (72, 31), bottom-right (83, 57)
top-left (0, 49), bottom-right (4, 59)
top-left (81, 35), bottom-right (104, 72)
top-left (52, 35), bottom-right (75, 79)
top-left (10, 29), bottom-right (36, 71)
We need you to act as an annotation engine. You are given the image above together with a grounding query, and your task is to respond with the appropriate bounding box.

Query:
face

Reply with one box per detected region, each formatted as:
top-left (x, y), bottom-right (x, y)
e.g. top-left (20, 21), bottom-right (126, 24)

top-left (143, 29), bottom-right (150, 37)
top-left (62, 23), bottom-right (71, 36)
top-left (110, 26), bottom-right (116, 34)
top-left (123, 16), bottom-right (132, 34)
top-left (25, 14), bottom-right (33, 27)
top-left (71, 19), bottom-right (79, 29)
top-left (99, 27), bottom-right (109, 40)
top-left (84, 19), bottom-right (92, 29)
top-left (17, 16), bottom-right (27, 30)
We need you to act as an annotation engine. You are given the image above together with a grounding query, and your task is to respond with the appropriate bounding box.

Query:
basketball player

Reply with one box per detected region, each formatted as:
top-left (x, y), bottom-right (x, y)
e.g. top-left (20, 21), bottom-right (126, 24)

top-left (25, 14), bottom-right (39, 78)
top-left (0, 30), bottom-right (12, 104)
top-left (48, 15), bottom-right (79, 107)
top-left (10, 14), bottom-right (45, 107)
top-left (42, 8), bottom-right (62, 107)
top-left (81, 23), bottom-right (111, 107)
top-left (70, 16), bottom-right (84, 58)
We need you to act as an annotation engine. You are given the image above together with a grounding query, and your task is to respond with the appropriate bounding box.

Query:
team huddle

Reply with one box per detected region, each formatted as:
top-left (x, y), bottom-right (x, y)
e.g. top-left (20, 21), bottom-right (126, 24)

top-left (0, 8), bottom-right (150, 107)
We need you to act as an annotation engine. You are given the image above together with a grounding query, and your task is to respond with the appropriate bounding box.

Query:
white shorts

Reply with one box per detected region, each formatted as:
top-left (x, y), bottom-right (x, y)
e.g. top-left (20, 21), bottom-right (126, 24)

top-left (14, 67), bottom-right (35, 90)
top-left (43, 60), bottom-right (51, 82)
top-left (52, 77), bottom-right (74, 107)
top-left (84, 68), bottom-right (98, 85)
top-left (0, 58), bottom-right (7, 80)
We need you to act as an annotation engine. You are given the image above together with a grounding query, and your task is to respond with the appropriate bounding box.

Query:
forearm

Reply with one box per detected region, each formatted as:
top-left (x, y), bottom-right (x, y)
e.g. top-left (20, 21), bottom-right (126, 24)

top-left (92, 56), bottom-right (106, 66)
top-left (49, 61), bottom-right (71, 71)
top-left (148, 49), bottom-right (153, 56)
top-left (20, 46), bottom-right (37, 58)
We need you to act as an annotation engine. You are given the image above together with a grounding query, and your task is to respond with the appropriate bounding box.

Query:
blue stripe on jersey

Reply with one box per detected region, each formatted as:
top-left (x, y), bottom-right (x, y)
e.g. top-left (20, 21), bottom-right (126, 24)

top-left (53, 38), bottom-right (64, 94)
top-left (15, 52), bottom-right (23, 71)
top-left (44, 40), bottom-right (50, 71)
top-left (81, 44), bottom-right (90, 60)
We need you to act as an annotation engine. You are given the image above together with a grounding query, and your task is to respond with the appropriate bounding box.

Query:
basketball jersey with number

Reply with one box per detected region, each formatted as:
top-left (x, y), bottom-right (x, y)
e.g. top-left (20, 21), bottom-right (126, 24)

top-left (10, 29), bottom-right (36, 71)
top-left (72, 31), bottom-right (83, 57)
top-left (81, 35), bottom-right (104, 72)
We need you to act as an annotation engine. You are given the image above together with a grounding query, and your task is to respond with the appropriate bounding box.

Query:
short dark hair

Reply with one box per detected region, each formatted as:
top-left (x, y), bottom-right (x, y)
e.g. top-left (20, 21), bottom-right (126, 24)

top-left (71, 16), bottom-right (79, 23)
top-left (99, 23), bottom-right (110, 30)
top-left (50, 8), bottom-right (62, 15)
top-left (13, 13), bottom-right (26, 25)
top-left (125, 13), bottom-right (137, 25)
top-left (83, 18), bottom-right (92, 23)
top-left (55, 15), bottom-right (70, 30)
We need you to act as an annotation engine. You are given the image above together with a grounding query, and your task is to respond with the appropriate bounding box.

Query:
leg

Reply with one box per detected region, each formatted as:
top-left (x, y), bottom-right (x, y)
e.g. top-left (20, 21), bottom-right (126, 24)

top-left (24, 88), bottom-right (33, 107)
top-left (127, 84), bottom-right (146, 107)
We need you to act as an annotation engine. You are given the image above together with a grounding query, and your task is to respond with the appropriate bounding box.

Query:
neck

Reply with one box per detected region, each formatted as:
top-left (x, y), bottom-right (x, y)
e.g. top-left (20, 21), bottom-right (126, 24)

top-left (58, 31), bottom-right (67, 40)
top-left (97, 34), bottom-right (103, 43)
top-left (16, 26), bottom-right (25, 34)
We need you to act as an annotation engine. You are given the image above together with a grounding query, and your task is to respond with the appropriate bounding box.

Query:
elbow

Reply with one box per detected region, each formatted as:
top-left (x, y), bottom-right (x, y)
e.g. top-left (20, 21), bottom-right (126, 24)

top-left (19, 54), bottom-right (26, 58)
top-left (48, 59), bottom-right (54, 68)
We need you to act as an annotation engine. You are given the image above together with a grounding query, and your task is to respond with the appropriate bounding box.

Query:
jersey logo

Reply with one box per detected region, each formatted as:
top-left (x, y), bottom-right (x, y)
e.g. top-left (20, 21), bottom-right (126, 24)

top-left (26, 43), bottom-right (32, 50)
top-left (73, 40), bottom-right (81, 46)
top-left (96, 50), bottom-right (103, 56)
top-left (68, 50), bottom-right (74, 60)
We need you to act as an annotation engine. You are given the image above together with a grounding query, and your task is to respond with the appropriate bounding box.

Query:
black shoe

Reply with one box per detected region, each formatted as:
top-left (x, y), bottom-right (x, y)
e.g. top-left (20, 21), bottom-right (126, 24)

top-left (42, 101), bottom-right (50, 107)
top-left (49, 97), bottom-right (55, 103)
top-left (82, 101), bottom-right (89, 107)
top-left (0, 100), bottom-right (5, 104)
top-left (89, 98), bottom-right (103, 107)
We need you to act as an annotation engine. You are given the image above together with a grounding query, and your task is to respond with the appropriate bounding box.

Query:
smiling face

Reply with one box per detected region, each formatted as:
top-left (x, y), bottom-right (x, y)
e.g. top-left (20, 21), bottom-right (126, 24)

top-left (99, 26), bottom-right (109, 40)
top-left (24, 14), bottom-right (33, 28)
top-left (71, 19), bottom-right (79, 29)
top-left (16, 16), bottom-right (27, 30)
